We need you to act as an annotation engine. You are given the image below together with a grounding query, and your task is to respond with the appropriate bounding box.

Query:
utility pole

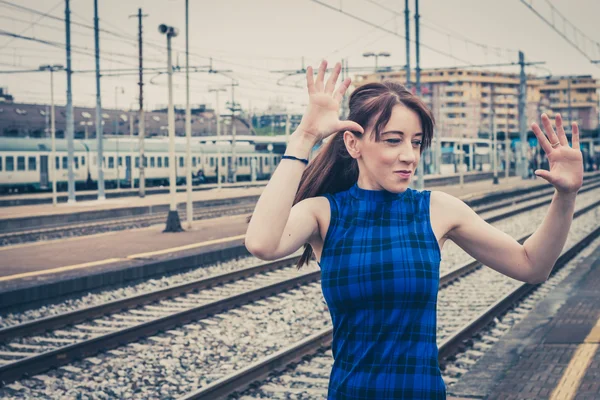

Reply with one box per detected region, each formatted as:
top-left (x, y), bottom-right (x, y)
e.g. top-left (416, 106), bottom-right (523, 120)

top-left (567, 77), bottom-right (572, 131)
top-left (185, 0), bottom-right (193, 229)
top-left (414, 0), bottom-right (424, 190)
top-left (130, 111), bottom-right (134, 188)
top-left (491, 84), bottom-right (498, 184)
top-left (93, 0), bottom-right (105, 200)
top-left (229, 80), bottom-right (239, 183)
top-left (518, 55), bottom-right (526, 175)
top-left (285, 111), bottom-right (291, 143)
top-left (209, 87), bottom-right (226, 190)
top-left (159, 23), bottom-right (182, 232)
top-left (65, 0), bottom-right (75, 203)
top-left (40, 65), bottom-right (64, 206)
top-left (114, 86), bottom-right (124, 189)
top-left (506, 106), bottom-right (510, 178)
top-left (405, 0), bottom-right (410, 88)
top-left (459, 134), bottom-right (465, 188)
top-left (130, 8), bottom-right (147, 197)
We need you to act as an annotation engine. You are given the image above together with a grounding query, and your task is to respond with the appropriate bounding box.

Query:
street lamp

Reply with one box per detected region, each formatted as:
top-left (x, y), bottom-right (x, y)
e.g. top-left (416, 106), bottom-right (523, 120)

top-left (363, 51), bottom-right (391, 72)
top-left (159, 23), bottom-right (183, 233)
top-left (209, 87), bottom-right (227, 190)
top-left (114, 86), bottom-right (124, 189)
top-left (40, 64), bottom-right (64, 207)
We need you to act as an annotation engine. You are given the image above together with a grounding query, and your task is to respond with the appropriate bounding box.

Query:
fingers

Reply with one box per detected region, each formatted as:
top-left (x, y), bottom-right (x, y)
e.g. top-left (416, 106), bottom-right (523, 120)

top-left (555, 114), bottom-right (569, 145)
top-left (333, 77), bottom-right (351, 103)
top-left (531, 121), bottom-right (552, 154)
top-left (315, 60), bottom-right (327, 92)
top-left (572, 122), bottom-right (580, 150)
top-left (534, 169), bottom-right (553, 183)
top-left (541, 114), bottom-right (560, 148)
top-left (325, 62), bottom-right (341, 94)
top-left (306, 66), bottom-right (315, 94)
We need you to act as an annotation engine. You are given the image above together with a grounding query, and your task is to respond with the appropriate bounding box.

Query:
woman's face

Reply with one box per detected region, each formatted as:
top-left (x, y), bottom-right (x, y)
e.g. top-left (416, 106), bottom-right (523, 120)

top-left (352, 104), bottom-right (423, 193)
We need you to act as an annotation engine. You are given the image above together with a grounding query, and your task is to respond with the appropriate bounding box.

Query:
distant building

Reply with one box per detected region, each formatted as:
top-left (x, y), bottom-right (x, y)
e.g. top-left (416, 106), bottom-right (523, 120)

top-left (354, 69), bottom-right (599, 137)
top-left (0, 100), bottom-right (253, 138)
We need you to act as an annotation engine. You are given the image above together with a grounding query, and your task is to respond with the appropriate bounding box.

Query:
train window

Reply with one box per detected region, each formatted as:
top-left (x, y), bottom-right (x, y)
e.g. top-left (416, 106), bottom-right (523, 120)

top-left (150, 157), bottom-right (155, 168)
top-left (74, 157), bottom-right (79, 169)
top-left (135, 157), bottom-right (139, 168)
top-left (56, 156), bottom-right (60, 170)
top-left (63, 157), bottom-right (68, 169)
top-left (157, 157), bottom-right (162, 168)
top-left (179, 157), bottom-right (184, 167)
top-left (164, 157), bottom-right (169, 167)
top-left (143, 156), bottom-right (147, 167)
top-left (28, 156), bottom-right (36, 171)
top-left (6, 156), bottom-right (14, 171)
top-left (238, 157), bottom-right (242, 166)
top-left (210, 157), bottom-right (214, 167)
top-left (103, 157), bottom-right (106, 167)
top-left (221, 157), bottom-right (225, 167)
top-left (17, 156), bottom-right (25, 171)
top-left (192, 158), bottom-right (196, 167)
top-left (118, 157), bottom-right (122, 166)
top-left (0, 156), bottom-right (2, 171)
top-left (81, 156), bottom-right (85, 166)
top-left (244, 157), bottom-right (248, 166)
top-left (265, 157), bottom-right (269, 166)
top-left (108, 157), bottom-right (114, 169)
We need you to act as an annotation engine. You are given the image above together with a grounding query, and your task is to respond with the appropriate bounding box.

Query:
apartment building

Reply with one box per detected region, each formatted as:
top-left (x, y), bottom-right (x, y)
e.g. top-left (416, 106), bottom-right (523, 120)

top-left (354, 69), bottom-right (598, 138)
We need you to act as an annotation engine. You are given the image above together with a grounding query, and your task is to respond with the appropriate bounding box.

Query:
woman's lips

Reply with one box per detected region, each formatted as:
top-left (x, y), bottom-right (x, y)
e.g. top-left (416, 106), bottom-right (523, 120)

top-left (394, 170), bottom-right (412, 179)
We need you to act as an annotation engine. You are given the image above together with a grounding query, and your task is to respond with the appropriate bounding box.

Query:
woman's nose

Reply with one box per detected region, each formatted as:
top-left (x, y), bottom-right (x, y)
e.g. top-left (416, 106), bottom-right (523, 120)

top-left (398, 147), bottom-right (416, 164)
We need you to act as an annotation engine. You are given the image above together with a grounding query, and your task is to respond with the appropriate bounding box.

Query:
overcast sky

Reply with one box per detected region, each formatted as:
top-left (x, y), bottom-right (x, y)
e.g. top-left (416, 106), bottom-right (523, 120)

top-left (1, 0), bottom-right (599, 114)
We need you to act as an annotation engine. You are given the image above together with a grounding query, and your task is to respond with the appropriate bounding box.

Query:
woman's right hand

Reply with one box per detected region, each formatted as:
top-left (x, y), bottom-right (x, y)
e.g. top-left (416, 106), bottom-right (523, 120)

top-left (294, 60), bottom-right (364, 143)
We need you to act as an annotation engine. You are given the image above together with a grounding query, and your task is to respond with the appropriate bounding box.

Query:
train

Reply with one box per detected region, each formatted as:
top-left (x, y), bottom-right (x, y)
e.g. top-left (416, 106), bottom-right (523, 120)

top-left (1, 134), bottom-right (597, 194)
top-left (0, 135), bottom-right (287, 193)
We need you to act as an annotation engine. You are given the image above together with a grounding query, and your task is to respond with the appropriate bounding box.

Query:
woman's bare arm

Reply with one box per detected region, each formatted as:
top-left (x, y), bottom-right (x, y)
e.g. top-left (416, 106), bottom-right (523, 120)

top-left (245, 60), bottom-right (363, 260)
top-left (433, 113), bottom-right (583, 284)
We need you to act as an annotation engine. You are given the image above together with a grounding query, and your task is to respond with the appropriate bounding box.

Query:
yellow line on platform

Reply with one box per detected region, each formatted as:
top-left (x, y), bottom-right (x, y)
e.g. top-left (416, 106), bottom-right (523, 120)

top-left (0, 258), bottom-right (123, 282)
top-left (127, 234), bottom-right (246, 259)
top-left (550, 317), bottom-right (600, 400)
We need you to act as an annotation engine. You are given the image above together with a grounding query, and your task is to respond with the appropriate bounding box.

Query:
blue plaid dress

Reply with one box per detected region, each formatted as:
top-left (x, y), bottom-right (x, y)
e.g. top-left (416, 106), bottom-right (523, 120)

top-left (319, 182), bottom-right (445, 399)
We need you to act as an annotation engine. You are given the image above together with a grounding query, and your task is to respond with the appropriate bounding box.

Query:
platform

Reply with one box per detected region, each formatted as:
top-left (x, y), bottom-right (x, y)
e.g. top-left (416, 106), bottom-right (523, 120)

top-left (0, 175), bottom-right (574, 308)
top-left (448, 243), bottom-right (600, 400)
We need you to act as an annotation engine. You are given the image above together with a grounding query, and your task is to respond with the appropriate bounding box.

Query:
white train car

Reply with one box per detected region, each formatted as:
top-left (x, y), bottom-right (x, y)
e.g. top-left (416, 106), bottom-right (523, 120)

top-left (0, 135), bottom-right (286, 193)
top-left (0, 137), bottom-right (88, 193)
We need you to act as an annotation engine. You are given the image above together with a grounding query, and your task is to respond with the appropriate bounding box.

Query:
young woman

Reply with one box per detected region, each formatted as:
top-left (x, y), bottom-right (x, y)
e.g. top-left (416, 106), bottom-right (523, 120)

top-left (245, 60), bottom-right (583, 399)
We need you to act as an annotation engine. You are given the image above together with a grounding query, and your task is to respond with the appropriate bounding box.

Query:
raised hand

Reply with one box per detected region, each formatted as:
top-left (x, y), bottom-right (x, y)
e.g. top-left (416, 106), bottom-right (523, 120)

top-left (531, 113), bottom-right (583, 194)
top-left (295, 60), bottom-right (364, 143)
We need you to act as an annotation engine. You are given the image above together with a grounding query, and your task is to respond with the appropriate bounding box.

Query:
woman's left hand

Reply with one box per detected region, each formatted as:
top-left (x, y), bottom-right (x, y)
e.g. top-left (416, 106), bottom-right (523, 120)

top-left (531, 113), bottom-right (583, 194)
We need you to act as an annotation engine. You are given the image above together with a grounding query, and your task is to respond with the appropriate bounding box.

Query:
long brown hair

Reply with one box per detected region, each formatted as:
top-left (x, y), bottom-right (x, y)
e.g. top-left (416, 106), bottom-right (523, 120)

top-left (251, 81), bottom-right (435, 268)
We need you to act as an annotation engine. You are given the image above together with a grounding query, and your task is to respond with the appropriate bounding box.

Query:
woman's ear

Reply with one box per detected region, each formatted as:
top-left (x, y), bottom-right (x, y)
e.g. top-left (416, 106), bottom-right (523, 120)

top-left (343, 130), bottom-right (361, 159)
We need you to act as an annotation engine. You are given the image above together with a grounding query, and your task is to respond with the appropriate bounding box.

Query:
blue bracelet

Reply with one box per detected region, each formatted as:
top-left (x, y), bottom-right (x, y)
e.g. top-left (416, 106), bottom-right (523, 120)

top-left (281, 155), bottom-right (309, 165)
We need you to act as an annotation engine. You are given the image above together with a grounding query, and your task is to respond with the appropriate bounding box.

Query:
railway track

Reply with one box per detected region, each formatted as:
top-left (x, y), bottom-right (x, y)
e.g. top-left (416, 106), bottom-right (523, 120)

top-left (1, 185), bottom-right (599, 393)
top-left (181, 202), bottom-right (600, 400)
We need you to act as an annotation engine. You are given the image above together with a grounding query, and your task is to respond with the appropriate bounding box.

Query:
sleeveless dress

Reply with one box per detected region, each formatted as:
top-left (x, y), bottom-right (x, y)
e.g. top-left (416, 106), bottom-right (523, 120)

top-left (318, 182), bottom-right (445, 399)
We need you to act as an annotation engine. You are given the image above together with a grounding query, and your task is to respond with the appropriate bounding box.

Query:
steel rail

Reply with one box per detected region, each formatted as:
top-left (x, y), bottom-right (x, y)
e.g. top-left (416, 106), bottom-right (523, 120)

top-left (1, 187), bottom-right (598, 388)
top-left (4, 180), bottom-right (595, 342)
top-left (179, 199), bottom-right (600, 400)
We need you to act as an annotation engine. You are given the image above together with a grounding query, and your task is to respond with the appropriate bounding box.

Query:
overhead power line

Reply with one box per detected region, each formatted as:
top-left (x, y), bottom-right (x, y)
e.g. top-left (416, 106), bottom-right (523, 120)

top-left (359, 0), bottom-right (518, 63)
top-left (310, 0), bottom-right (471, 64)
top-left (520, 0), bottom-right (600, 65)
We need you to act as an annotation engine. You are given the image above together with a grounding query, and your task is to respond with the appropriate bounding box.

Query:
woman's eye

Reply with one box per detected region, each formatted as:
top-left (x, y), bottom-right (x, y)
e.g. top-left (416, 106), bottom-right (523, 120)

top-left (385, 139), bottom-right (401, 144)
top-left (412, 141), bottom-right (422, 146)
